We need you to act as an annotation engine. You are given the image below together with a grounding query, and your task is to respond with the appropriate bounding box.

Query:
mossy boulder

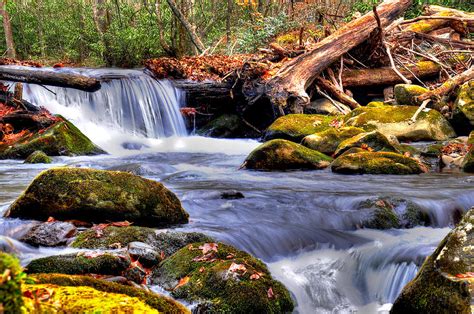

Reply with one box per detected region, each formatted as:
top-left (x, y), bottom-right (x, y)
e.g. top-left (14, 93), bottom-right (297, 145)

top-left (25, 252), bottom-right (131, 276)
top-left (0, 252), bottom-right (24, 313)
top-left (331, 151), bottom-right (426, 175)
top-left (23, 150), bottom-right (52, 164)
top-left (462, 131), bottom-right (474, 173)
top-left (152, 242), bottom-right (294, 313)
top-left (197, 114), bottom-right (257, 138)
top-left (344, 105), bottom-right (456, 141)
top-left (5, 167), bottom-right (189, 227)
top-left (302, 126), bottom-right (365, 155)
top-left (334, 131), bottom-right (399, 157)
top-left (264, 114), bottom-right (334, 142)
top-left (242, 139), bottom-right (332, 171)
top-left (394, 84), bottom-right (429, 106)
top-left (28, 273), bottom-right (189, 313)
top-left (451, 80), bottom-right (474, 135)
top-left (391, 207), bottom-right (474, 314)
top-left (0, 117), bottom-right (105, 159)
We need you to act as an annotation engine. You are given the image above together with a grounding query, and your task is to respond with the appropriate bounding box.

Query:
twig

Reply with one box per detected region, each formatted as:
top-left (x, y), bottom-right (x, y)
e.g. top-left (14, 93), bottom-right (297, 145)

top-left (39, 84), bottom-right (57, 96)
top-left (315, 85), bottom-right (350, 115)
top-left (338, 56), bottom-right (344, 89)
top-left (409, 99), bottom-right (431, 123)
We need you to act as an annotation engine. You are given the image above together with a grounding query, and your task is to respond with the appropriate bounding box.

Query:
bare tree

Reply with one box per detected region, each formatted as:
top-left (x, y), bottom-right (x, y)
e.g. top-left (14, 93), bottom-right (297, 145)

top-left (0, 0), bottom-right (16, 58)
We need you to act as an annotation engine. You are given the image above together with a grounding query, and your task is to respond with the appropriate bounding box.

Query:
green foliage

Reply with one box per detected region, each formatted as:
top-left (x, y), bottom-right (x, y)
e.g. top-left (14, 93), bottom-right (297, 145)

top-left (0, 252), bottom-right (24, 314)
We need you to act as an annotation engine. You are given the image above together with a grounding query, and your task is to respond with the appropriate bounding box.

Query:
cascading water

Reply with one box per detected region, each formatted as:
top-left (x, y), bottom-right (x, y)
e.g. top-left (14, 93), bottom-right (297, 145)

top-left (20, 68), bottom-right (187, 153)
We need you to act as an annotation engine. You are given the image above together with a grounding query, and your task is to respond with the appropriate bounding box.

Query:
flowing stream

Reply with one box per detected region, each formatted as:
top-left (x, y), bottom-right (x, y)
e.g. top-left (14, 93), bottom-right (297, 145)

top-left (1, 68), bottom-right (473, 313)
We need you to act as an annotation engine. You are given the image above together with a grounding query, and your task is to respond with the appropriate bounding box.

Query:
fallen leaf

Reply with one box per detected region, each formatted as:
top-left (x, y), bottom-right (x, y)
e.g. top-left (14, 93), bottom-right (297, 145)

top-left (250, 272), bottom-right (263, 280)
top-left (228, 262), bottom-right (247, 273)
top-left (199, 243), bottom-right (218, 255)
top-left (267, 287), bottom-right (275, 299)
top-left (199, 267), bottom-right (205, 273)
top-left (46, 217), bottom-right (56, 222)
top-left (160, 251), bottom-right (166, 260)
top-left (174, 276), bottom-right (190, 290)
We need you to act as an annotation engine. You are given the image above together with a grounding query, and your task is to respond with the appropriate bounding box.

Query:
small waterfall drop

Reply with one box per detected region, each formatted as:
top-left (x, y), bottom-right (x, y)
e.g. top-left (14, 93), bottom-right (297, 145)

top-left (20, 68), bottom-right (187, 153)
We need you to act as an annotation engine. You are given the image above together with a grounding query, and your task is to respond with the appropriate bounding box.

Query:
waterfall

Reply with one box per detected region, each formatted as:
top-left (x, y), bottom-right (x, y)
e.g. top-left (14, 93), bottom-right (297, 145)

top-left (19, 68), bottom-right (187, 153)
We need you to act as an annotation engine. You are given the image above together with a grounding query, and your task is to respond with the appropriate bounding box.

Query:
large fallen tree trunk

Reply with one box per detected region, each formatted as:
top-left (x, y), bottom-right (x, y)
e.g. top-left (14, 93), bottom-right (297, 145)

top-left (265, 0), bottom-right (412, 114)
top-left (342, 61), bottom-right (441, 87)
top-left (0, 67), bottom-right (101, 92)
top-left (173, 80), bottom-right (236, 107)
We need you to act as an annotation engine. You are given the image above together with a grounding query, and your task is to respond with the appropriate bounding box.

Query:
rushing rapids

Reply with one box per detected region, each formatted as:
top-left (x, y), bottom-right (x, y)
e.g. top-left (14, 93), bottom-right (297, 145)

top-left (0, 68), bottom-right (473, 313)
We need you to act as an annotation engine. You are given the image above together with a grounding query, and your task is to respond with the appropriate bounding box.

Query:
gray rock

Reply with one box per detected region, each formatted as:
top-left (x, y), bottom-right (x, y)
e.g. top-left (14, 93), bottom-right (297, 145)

top-left (127, 241), bottom-right (161, 267)
top-left (21, 221), bottom-right (76, 247)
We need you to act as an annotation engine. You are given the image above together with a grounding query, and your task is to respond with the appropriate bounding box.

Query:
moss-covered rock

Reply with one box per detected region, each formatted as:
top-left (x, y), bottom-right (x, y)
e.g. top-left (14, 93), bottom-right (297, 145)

top-left (391, 207), bottom-right (474, 314)
top-left (0, 117), bottom-right (105, 159)
top-left (344, 105), bottom-right (456, 141)
top-left (197, 114), bottom-right (258, 138)
top-left (334, 131), bottom-right (399, 157)
top-left (152, 242), bottom-right (294, 313)
top-left (0, 252), bottom-right (24, 313)
top-left (304, 98), bottom-right (351, 115)
top-left (25, 252), bottom-right (131, 276)
top-left (302, 127), bottom-right (365, 155)
top-left (394, 84), bottom-right (429, 106)
top-left (451, 80), bottom-right (474, 135)
top-left (462, 131), bottom-right (474, 173)
top-left (264, 114), bottom-right (334, 142)
top-left (23, 150), bottom-right (52, 164)
top-left (331, 151), bottom-right (426, 175)
top-left (72, 226), bottom-right (156, 249)
top-left (5, 167), bottom-right (189, 227)
top-left (242, 139), bottom-right (332, 171)
top-left (29, 273), bottom-right (189, 313)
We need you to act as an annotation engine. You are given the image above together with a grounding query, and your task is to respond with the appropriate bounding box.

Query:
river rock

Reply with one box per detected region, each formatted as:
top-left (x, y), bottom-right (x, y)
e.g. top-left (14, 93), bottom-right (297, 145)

top-left (331, 151), bottom-right (426, 175)
top-left (242, 139), bottom-right (333, 171)
top-left (391, 207), bottom-right (474, 313)
top-left (197, 114), bottom-right (258, 138)
top-left (344, 104), bottom-right (456, 141)
top-left (20, 221), bottom-right (76, 247)
top-left (151, 241), bottom-right (294, 313)
top-left (302, 126), bottom-right (365, 155)
top-left (5, 167), bottom-right (189, 227)
top-left (127, 242), bottom-right (161, 267)
top-left (462, 131), bottom-right (474, 173)
top-left (29, 273), bottom-right (188, 313)
top-left (264, 114), bottom-right (334, 142)
top-left (0, 252), bottom-right (23, 313)
top-left (394, 84), bottom-right (429, 106)
top-left (24, 150), bottom-right (52, 164)
top-left (451, 80), bottom-right (474, 135)
top-left (333, 131), bottom-right (399, 157)
top-left (304, 98), bottom-right (351, 115)
top-left (0, 117), bottom-right (105, 159)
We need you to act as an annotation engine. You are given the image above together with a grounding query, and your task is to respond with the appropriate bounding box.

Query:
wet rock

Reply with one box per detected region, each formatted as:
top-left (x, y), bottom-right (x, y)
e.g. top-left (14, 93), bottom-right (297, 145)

top-left (304, 98), bottom-right (351, 115)
top-left (220, 190), bottom-right (245, 199)
top-left (264, 114), bottom-right (334, 142)
top-left (450, 80), bottom-right (474, 135)
top-left (344, 104), bottom-right (456, 141)
top-left (462, 131), bottom-right (474, 173)
top-left (25, 252), bottom-right (131, 276)
top-left (121, 142), bottom-right (150, 150)
top-left (0, 252), bottom-right (23, 313)
top-left (123, 265), bottom-right (147, 284)
top-left (127, 242), bottom-right (161, 267)
top-left (197, 114), bottom-right (258, 138)
top-left (153, 231), bottom-right (213, 258)
top-left (0, 117), bottom-right (105, 159)
top-left (24, 150), bottom-right (52, 164)
top-left (334, 131), bottom-right (399, 157)
top-left (391, 207), bottom-right (474, 313)
top-left (242, 139), bottom-right (333, 171)
top-left (394, 84), bottom-right (429, 106)
top-left (331, 151), bottom-right (426, 175)
top-left (29, 273), bottom-right (188, 313)
top-left (5, 167), bottom-right (189, 227)
top-left (151, 242), bottom-right (294, 313)
top-left (21, 221), bottom-right (76, 247)
top-left (302, 126), bottom-right (365, 155)
top-left (106, 163), bottom-right (151, 176)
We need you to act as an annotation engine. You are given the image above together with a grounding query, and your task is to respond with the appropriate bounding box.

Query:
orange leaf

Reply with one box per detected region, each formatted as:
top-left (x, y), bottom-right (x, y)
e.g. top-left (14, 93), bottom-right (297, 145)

top-left (267, 287), bottom-right (275, 299)
top-left (228, 262), bottom-right (247, 273)
top-left (174, 276), bottom-right (190, 290)
top-left (199, 243), bottom-right (218, 255)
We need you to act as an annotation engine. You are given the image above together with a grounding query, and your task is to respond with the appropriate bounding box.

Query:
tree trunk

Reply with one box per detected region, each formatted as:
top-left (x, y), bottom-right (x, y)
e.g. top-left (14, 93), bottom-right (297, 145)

top-left (0, 0), bottom-right (16, 58)
top-left (342, 61), bottom-right (441, 87)
top-left (265, 0), bottom-right (412, 114)
top-left (0, 67), bottom-right (101, 92)
top-left (165, 0), bottom-right (205, 53)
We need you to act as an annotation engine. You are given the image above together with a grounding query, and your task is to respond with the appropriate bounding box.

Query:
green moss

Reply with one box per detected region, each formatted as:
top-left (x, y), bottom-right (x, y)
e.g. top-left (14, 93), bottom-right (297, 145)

top-left (242, 139), bottom-right (332, 171)
top-left (264, 114), bottom-right (334, 142)
top-left (25, 253), bottom-right (130, 276)
top-left (153, 242), bottom-right (294, 313)
top-left (366, 101), bottom-right (386, 108)
top-left (197, 114), bottom-right (256, 138)
top-left (422, 143), bottom-right (444, 157)
top-left (395, 144), bottom-right (419, 156)
top-left (6, 167), bottom-right (189, 227)
top-left (334, 131), bottom-right (399, 157)
top-left (394, 84), bottom-right (429, 105)
top-left (0, 117), bottom-right (105, 159)
top-left (29, 273), bottom-right (189, 313)
top-left (72, 226), bottom-right (156, 249)
top-left (451, 81), bottom-right (474, 135)
top-left (331, 151), bottom-right (425, 175)
top-left (0, 252), bottom-right (24, 314)
top-left (344, 104), bottom-right (456, 141)
top-left (462, 132), bottom-right (474, 173)
top-left (23, 150), bottom-right (52, 164)
top-left (302, 127), bottom-right (365, 155)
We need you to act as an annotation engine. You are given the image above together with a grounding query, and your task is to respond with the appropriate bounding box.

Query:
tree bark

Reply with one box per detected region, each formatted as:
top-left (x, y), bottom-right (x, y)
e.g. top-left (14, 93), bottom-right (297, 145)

top-left (165, 0), bottom-right (205, 53)
top-left (342, 61), bottom-right (441, 87)
top-left (0, 67), bottom-right (101, 92)
top-left (265, 0), bottom-right (412, 114)
top-left (0, 0), bottom-right (16, 58)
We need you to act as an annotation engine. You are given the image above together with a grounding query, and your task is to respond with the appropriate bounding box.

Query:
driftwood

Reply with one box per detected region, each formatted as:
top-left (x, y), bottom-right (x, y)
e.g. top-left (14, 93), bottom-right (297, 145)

top-left (314, 77), bottom-right (360, 109)
top-left (0, 67), bottom-right (101, 92)
top-left (342, 61), bottom-right (441, 87)
top-left (265, 0), bottom-right (412, 114)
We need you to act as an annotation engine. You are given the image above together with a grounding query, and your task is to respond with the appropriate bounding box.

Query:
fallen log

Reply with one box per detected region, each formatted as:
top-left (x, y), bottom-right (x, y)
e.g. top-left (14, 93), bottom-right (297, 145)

top-left (265, 0), bottom-right (412, 114)
top-left (342, 61), bottom-right (441, 87)
top-left (0, 67), bottom-right (101, 92)
top-left (173, 80), bottom-right (236, 107)
top-left (314, 77), bottom-right (360, 109)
